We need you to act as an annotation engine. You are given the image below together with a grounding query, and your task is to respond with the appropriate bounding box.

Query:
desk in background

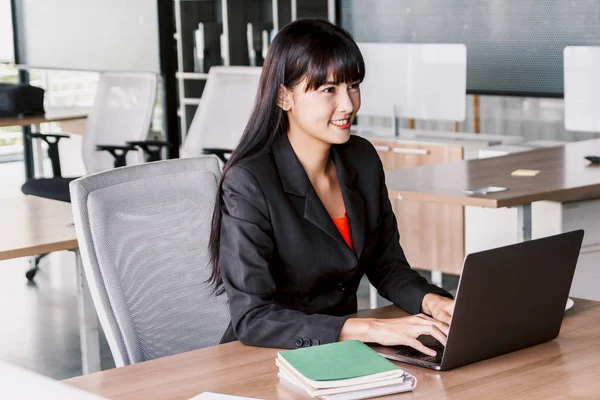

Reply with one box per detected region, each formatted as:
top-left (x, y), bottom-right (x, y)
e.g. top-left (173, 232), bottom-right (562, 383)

top-left (0, 108), bottom-right (88, 179)
top-left (385, 139), bottom-right (600, 299)
top-left (0, 195), bottom-right (100, 374)
top-left (355, 127), bottom-right (525, 159)
top-left (64, 299), bottom-right (600, 399)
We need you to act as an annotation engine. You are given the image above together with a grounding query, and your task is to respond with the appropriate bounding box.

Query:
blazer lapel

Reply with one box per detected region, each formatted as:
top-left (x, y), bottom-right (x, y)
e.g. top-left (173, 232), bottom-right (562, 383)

top-left (273, 135), bottom-right (366, 259)
top-left (304, 188), bottom-right (347, 248)
top-left (331, 146), bottom-right (366, 260)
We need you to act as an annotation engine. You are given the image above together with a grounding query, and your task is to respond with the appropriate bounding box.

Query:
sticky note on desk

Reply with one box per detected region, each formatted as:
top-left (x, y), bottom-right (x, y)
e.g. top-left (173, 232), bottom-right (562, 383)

top-left (511, 169), bottom-right (540, 177)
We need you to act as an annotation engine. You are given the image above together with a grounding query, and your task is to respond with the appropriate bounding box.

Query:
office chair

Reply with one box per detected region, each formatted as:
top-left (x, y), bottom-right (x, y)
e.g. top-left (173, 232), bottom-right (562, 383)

top-left (69, 156), bottom-right (230, 366)
top-left (180, 66), bottom-right (261, 161)
top-left (128, 67), bottom-right (260, 164)
top-left (20, 72), bottom-right (158, 280)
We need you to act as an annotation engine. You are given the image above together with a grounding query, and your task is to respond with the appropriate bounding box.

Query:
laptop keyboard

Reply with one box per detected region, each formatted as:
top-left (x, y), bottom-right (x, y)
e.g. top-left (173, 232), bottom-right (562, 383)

top-left (393, 336), bottom-right (445, 364)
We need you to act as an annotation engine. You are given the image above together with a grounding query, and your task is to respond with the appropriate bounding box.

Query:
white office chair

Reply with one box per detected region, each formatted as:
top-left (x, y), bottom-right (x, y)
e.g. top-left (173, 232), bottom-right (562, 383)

top-left (181, 66), bottom-right (262, 160)
top-left (81, 72), bottom-right (158, 173)
top-left (22, 71), bottom-right (157, 201)
top-left (21, 72), bottom-right (158, 280)
top-left (69, 157), bottom-right (230, 366)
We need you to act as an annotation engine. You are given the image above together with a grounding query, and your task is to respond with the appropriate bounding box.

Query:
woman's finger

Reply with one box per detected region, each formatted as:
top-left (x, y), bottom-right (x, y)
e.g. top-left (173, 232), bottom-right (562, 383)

top-left (414, 313), bottom-right (434, 320)
top-left (406, 338), bottom-right (437, 357)
top-left (412, 314), bottom-right (450, 335)
top-left (442, 301), bottom-right (455, 315)
top-left (413, 314), bottom-right (440, 324)
top-left (421, 325), bottom-right (448, 347)
top-left (434, 310), bottom-right (452, 325)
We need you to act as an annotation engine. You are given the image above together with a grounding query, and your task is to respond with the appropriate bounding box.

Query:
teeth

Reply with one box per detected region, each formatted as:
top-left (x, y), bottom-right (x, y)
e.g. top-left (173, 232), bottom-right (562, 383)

top-left (331, 119), bottom-right (349, 126)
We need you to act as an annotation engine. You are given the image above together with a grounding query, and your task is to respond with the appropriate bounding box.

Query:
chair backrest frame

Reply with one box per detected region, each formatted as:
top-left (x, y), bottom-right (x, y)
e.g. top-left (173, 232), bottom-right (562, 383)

top-left (82, 72), bottom-right (157, 173)
top-left (181, 66), bottom-right (261, 158)
top-left (70, 156), bottom-right (229, 366)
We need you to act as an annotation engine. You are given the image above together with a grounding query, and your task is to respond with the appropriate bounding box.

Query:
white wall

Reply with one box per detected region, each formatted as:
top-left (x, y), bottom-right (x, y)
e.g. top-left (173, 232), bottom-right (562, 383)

top-left (13, 0), bottom-right (160, 72)
top-left (0, 0), bottom-right (14, 62)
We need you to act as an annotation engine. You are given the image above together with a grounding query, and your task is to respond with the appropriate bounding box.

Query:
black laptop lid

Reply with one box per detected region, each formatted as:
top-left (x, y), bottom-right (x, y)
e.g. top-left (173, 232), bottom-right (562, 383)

top-left (442, 230), bottom-right (584, 370)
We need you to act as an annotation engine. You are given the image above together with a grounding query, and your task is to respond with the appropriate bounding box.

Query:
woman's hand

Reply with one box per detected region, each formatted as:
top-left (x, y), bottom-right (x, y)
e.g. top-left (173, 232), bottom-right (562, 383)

top-left (421, 293), bottom-right (455, 325)
top-left (339, 314), bottom-right (449, 357)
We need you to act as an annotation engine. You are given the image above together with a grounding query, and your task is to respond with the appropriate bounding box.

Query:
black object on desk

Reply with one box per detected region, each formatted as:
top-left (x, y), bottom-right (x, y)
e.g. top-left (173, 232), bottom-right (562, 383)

top-left (585, 155), bottom-right (600, 164)
top-left (0, 83), bottom-right (45, 117)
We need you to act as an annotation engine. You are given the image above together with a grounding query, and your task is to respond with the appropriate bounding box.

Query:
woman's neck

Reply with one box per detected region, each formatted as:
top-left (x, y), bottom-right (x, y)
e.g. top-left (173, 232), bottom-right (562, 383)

top-left (287, 131), bottom-right (332, 184)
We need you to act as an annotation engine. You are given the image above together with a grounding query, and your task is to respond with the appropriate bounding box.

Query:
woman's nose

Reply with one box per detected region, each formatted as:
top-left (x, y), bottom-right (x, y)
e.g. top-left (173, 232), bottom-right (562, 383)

top-left (337, 91), bottom-right (354, 113)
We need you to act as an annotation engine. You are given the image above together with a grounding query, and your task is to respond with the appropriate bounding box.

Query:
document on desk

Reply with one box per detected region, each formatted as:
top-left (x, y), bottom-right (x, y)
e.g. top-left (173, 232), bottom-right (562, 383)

top-left (511, 169), bottom-right (541, 177)
top-left (190, 393), bottom-right (262, 400)
top-left (463, 186), bottom-right (508, 196)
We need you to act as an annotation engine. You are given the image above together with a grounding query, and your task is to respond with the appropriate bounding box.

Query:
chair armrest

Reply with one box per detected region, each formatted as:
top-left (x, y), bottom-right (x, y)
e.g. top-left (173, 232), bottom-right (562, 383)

top-left (127, 140), bottom-right (170, 147)
top-left (126, 140), bottom-right (171, 162)
top-left (95, 144), bottom-right (138, 168)
top-left (27, 133), bottom-right (71, 178)
top-left (202, 148), bottom-right (232, 163)
top-left (28, 133), bottom-right (71, 140)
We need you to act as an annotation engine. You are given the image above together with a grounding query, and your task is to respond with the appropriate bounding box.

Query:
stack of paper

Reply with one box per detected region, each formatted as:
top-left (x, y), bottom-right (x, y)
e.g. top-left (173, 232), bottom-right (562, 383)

top-left (276, 340), bottom-right (416, 399)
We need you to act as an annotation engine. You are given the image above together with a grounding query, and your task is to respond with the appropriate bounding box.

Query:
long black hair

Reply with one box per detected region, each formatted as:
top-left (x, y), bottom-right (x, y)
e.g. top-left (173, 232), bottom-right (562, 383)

top-left (208, 19), bottom-right (366, 295)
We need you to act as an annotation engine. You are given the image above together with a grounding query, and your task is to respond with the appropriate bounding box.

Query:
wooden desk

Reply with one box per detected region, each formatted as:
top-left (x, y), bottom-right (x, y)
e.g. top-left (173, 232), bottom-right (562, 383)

top-left (0, 196), bottom-right (78, 260)
top-left (0, 108), bottom-right (89, 179)
top-left (0, 108), bottom-right (88, 128)
top-left (386, 139), bottom-right (600, 245)
top-left (0, 195), bottom-right (100, 374)
top-left (385, 138), bottom-right (600, 209)
top-left (64, 299), bottom-right (600, 399)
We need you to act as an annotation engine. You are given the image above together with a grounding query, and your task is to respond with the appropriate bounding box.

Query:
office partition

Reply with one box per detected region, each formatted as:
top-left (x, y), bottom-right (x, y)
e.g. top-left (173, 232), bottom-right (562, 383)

top-left (358, 43), bottom-right (467, 122)
top-left (564, 46), bottom-right (600, 132)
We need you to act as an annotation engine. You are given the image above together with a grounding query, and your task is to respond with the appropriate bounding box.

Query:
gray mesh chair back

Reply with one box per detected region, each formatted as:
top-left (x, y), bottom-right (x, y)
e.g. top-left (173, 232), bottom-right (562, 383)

top-left (181, 66), bottom-right (261, 157)
top-left (82, 72), bottom-right (157, 173)
top-left (69, 156), bottom-right (229, 366)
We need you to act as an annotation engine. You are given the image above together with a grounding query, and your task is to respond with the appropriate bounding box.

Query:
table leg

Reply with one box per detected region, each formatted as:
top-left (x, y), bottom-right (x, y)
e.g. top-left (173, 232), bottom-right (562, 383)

top-left (431, 270), bottom-right (443, 287)
top-left (516, 203), bottom-right (532, 242)
top-left (369, 284), bottom-right (378, 309)
top-left (32, 123), bottom-right (45, 178)
top-left (22, 127), bottom-right (35, 180)
top-left (73, 249), bottom-right (101, 374)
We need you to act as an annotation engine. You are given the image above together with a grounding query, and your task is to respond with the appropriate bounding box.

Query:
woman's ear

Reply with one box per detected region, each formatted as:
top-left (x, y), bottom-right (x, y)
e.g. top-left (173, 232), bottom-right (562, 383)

top-left (277, 84), bottom-right (291, 111)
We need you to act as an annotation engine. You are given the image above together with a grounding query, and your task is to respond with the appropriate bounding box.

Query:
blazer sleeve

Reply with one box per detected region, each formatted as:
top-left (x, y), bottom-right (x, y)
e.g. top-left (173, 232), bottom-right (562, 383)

top-left (365, 153), bottom-right (453, 315)
top-left (219, 165), bottom-right (348, 349)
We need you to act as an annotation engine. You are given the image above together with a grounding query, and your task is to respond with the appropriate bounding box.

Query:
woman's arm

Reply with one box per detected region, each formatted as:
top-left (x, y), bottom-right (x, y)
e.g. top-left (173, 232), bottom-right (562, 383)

top-left (219, 165), bottom-right (348, 349)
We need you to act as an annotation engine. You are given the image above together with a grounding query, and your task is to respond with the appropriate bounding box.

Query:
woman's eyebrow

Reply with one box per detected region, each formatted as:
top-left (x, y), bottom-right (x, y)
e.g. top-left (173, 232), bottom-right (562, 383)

top-left (324, 80), bottom-right (360, 85)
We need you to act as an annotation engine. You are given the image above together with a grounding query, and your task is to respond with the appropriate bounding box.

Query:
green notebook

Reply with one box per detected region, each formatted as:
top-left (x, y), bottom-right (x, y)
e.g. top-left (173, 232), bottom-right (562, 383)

top-left (278, 340), bottom-right (400, 382)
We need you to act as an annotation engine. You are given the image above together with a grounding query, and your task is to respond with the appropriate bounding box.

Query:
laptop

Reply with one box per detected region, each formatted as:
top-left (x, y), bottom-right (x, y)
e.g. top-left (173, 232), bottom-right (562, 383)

top-left (372, 230), bottom-right (584, 371)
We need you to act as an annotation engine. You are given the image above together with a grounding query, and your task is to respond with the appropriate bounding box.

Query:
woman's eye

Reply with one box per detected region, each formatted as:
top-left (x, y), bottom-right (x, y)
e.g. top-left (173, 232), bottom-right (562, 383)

top-left (349, 83), bottom-right (360, 90)
top-left (323, 87), bottom-right (335, 93)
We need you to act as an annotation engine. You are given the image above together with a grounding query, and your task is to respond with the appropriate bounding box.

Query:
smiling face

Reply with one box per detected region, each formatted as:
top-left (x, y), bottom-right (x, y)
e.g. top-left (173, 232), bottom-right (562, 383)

top-left (281, 75), bottom-right (361, 146)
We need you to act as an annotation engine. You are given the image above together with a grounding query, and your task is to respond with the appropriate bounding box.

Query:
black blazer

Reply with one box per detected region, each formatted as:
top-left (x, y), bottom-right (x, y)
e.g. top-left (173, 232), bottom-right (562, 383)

top-left (219, 134), bottom-right (451, 348)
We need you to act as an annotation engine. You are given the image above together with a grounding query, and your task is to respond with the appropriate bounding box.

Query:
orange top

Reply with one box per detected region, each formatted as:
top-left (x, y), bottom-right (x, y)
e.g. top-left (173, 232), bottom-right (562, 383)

top-left (332, 213), bottom-right (353, 251)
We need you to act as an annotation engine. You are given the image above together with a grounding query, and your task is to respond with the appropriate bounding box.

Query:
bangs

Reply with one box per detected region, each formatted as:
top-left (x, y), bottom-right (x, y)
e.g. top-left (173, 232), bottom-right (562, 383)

top-left (301, 35), bottom-right (365, 91)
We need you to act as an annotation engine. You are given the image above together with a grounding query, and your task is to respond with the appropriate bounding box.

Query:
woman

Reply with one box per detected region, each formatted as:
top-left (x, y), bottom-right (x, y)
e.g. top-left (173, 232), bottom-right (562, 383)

top-left (209, 19), bottom-right (454, 357)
